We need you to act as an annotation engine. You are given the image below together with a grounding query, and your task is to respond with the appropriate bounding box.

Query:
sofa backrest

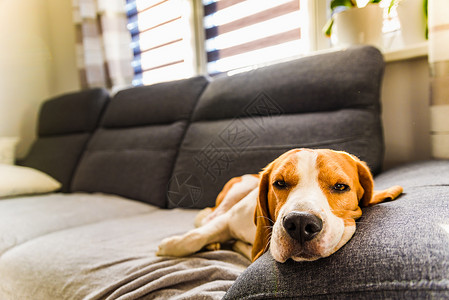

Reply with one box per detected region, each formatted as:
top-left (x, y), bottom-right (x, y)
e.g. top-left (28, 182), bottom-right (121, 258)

top-left (70, 76), bottom-right (209, 207)
top-left (21, 46), bottom-right (385, 208)
top-left (19, 88), bottom-right (109, 192)
top-left (168, 45), bottom-right (385, 208)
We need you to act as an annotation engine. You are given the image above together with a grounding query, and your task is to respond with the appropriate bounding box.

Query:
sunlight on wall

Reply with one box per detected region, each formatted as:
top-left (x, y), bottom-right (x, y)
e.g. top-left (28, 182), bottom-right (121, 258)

top-left (0, 0), bottom-right (79, 158)
top-left (0, 0), bottom-right (52, 158)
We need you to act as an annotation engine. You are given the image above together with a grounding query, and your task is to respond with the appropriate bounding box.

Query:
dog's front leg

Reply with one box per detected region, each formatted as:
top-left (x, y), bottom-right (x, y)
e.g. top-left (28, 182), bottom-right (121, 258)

top-left (232, 241), bottom-right (252, 260)
top-left (156, 214), bottom-right (231, 257)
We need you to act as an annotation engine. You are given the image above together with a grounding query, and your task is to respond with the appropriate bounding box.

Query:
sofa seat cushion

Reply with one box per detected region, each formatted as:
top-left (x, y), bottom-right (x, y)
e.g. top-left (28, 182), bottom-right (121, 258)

top-left (0, 193), bottom-right (249, 299)
top-left (224, 160), bottom-right (449, 299)
top-left (0, 193), bottom-right (157, 256)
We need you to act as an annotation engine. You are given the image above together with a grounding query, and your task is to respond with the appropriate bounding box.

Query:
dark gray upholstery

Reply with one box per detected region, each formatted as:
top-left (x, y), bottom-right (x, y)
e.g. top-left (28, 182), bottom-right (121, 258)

top-left (22, 46), bottom-right (384, 208)
top-left (101, 77), bottom-right (209, 127)
top-left (37, 88), bottom-right (109, 136)
top-left (224, 160), bottom-right (449, 299)
top-left (20, 46), bottom-right (384, 209)
top-left (19, 88), bottom-right (109, 192)
top-left (71, 76), bottom-right (209, 207)
top-left (169, 46), bottom-right (384, 208)
top-left (193, 47), bottom-right (382, 121)
top-left (15, 46), bottom-right (449, 299)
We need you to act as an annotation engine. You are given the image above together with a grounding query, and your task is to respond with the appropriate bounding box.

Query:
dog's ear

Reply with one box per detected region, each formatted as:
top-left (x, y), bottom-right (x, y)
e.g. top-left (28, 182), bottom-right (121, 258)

top-left (252, 163), bottom-right (274, 262)
top-left (356, 160), bottom-right (375, 207)
top-left (356, 159), bottom-right (403, 207)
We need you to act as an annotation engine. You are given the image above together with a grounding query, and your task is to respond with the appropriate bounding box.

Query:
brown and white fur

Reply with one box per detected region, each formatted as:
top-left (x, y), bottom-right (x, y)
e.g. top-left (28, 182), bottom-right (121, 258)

top-left (157, 149), bottom-right (403, 263)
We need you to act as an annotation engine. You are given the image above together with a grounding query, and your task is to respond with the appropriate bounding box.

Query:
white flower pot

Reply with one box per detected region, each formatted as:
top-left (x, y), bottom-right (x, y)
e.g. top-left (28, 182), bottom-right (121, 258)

top-left (397, 0), bottom-right (427, 45)
top-left (332, 4), bottom-right (384, 49)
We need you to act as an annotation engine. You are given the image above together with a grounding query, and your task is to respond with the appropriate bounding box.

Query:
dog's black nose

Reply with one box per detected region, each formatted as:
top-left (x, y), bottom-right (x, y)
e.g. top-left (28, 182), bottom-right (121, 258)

top-left (283, 212), bottom-right (323, 244)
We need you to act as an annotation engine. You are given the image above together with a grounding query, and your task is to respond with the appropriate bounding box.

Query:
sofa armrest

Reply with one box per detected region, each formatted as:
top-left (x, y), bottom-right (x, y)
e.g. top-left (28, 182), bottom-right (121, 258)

top-left (225, 160), bottom-right (449, 299)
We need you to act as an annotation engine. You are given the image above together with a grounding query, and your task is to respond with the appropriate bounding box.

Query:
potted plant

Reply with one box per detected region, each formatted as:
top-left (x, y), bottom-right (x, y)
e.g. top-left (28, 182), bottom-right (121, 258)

top-left (391, 0), bottom-right (428, 45)
top-left (324, 0), bottom-right (384, 48)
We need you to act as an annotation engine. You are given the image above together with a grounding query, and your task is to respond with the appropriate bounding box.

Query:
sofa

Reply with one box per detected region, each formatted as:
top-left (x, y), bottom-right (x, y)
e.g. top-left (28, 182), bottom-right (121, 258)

top-left (0, 46), bottom-right (447, 299)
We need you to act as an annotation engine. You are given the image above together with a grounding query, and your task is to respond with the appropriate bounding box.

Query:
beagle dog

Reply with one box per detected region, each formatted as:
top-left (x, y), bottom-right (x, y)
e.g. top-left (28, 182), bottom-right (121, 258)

top-left (157, 149), bottom-right (403, 263)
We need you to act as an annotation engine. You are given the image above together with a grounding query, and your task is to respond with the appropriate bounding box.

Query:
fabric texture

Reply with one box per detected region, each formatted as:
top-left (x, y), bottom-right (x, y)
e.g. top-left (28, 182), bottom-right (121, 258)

top-left (193, 46), bottom-right (383, 122)
top-left (0, 193), bottom-right (249, 300)
top-left (2, 46), bottom-right (448, 300)
top-left (38, 88), bottom-right (110, 136)
top-left (23, 46), bottom-right (384, 208)
top-left (71, 76), bottom-right (209, 207)
top-left (224, 160), bottom-right (449, 299)
top-left (0, 165), bottom-right (61, 199)
top-left (169, 46), bottom-right (385, 209)
top-left (19, 88), bottom-right (109, 192)
top-left (101, 76), bottom-right (210, 128)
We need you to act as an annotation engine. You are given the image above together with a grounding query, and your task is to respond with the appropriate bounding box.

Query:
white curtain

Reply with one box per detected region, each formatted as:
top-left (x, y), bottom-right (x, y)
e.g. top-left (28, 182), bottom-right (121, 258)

top-left (428, 0), bottom-right (449, 158)
top-left (72, 0), bottom-right (134, 91)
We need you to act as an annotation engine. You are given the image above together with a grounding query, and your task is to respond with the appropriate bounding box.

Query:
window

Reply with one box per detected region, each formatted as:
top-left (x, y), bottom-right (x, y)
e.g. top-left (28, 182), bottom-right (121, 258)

top-left (126, 0), bottom-right (196, 85)
top-left (127, 0), bottom-right (330, 84)
top-left (126, 0), bottom-right (425, 86)
top-left (204, 0), bottom-right (332, 75)
top-left (203, 0), bottom-right (305, 75)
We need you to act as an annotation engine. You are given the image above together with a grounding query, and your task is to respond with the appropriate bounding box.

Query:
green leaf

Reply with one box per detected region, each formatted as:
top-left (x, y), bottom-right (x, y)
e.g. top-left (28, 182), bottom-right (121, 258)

top-left (330, 0), bottom-right (356, 11)
top-left (323, 18), bottom-right (334, 37)
top-left (387, 0), bottom-right (396, 14)
top-left (424, 0), bottom-right (428, 39)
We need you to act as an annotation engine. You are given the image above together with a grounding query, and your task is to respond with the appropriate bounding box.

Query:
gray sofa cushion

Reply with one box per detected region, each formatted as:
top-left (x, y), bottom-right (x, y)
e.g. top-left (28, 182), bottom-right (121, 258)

top-left (71, 76), bottom-right (209, 207)
top-left (192, 47), bottom-right (382, 122)
top-left (169, 46), bottom-right (385, 209)
top-left (224, 160), bottom-right (449, 299)
top-left (102, 77), bottom-right (209, 128)
top-left (19, 88), bottom-right (109, 192)
top-left (37, 88), bottom-right (109, 136)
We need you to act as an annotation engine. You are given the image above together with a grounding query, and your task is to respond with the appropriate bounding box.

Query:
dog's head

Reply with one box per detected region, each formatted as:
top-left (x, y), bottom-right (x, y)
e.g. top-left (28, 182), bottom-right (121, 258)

top-left (252, 149), bottom-right (402, 263)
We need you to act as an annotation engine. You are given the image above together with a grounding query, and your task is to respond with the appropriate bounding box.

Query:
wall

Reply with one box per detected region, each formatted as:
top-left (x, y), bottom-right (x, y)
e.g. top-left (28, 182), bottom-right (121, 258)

top-left (0, 0), bottom-right (432, 167)
top-left (381, 56), bottom-right (431, 170)
top-left (0, 0), bottom-right (79, 158)
top-left (46, 0), bottom-right (81, 96)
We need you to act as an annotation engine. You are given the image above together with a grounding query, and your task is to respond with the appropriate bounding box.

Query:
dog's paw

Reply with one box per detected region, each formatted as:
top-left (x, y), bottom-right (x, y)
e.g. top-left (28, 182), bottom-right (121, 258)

top-left (156, 234), bottom-right (201, 257)
top-left (157, 235), bottom-right (185, 257)
top-left (205, 242), bottom-right (221, 251)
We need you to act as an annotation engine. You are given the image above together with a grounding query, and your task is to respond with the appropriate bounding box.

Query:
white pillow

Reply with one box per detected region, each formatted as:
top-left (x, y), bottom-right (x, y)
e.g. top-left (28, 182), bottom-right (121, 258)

top-left (0, 137), bottom-right (18, 165)
top-left (0, 164), bottom-right (61, 199)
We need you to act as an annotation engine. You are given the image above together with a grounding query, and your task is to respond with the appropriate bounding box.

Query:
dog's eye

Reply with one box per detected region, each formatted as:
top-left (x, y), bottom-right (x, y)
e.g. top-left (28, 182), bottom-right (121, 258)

top-left (273, 180), bottom-right (287, 189)
top-left (333, 183), bottom-right (350, 192)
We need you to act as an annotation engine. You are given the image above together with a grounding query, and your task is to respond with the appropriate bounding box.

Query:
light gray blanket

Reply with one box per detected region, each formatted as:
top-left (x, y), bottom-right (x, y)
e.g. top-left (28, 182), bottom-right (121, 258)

top-left (0, 194), bottom-right (250, 299)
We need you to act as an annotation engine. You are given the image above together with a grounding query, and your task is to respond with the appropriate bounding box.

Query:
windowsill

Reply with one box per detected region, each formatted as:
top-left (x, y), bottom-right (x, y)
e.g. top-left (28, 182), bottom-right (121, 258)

top-left (225, 42), bottom-right (429, 77)
top-left (382, 42), bottom-right (428, 62)
top-left (311, 42), bottom-right (429, 64)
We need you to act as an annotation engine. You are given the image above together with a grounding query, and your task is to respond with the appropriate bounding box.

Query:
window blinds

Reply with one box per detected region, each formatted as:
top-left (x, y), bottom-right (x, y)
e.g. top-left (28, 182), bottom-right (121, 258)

top-left (126, 0), bottom-right (195, 85)
top-left (203, 0), bottom-right (303, 75)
